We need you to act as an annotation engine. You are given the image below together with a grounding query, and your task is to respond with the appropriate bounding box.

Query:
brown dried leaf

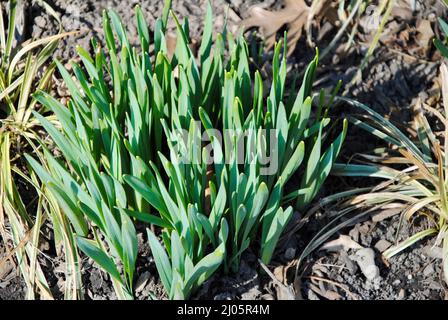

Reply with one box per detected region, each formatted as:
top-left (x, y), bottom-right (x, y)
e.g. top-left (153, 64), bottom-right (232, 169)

top-left (416, 20), bottom-right (435, 55)
top-left (276, 283), bottom-right (296, 300)
top-left (240, 0), bottom-right (333, 55)
top-left (391, 0), bottom-right (414, 22)
top-left (273, 265), bottom-right (285, 283)
top-left (371, 207), bottom-right (403, 222)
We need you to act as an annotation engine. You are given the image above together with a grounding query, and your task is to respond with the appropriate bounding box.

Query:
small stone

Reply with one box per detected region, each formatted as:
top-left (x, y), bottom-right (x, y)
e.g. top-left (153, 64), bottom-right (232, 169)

top-left (358, 223), bottom-right (370, 234)
top-left (407, 274), bottom-right (413, 280)
top-left (422, 245), bottom-right (443, 259)
top-left (392, 279), bottom-right (401, 286)
top-left (35, 16), bottom-right (46, 28)
top-left (284, 247), bottom-right (296, 260)
top-left (320, 235), bottom-right (362, 252)
top-left (349, 248), bottom-right (380, 281)
top-left (135, 271), bottom-right (150, 293)
top-left (349, 227), bottom-right (360, 243)
top-left (339, 250), bottom-right (358, 275)
top-left (423, 264), bottom-right (435, 277)
top-left (214, 292), bottom-right (233, 300)
top-left (241, 287), bottom-right (261, 300)
top-left (428, 280), bottom-right (440, 290)
top-left (397, 288), bottom-right (406, 300)
top-left (374, 239), bottom-right (392, 253)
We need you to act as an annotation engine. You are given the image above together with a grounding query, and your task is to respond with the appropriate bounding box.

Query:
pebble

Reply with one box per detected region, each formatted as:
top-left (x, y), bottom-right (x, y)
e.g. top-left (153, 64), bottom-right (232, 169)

top-left (339, 250), bottom-right (358, 275)
top-left (214, 293), bottom-right (233, 300)
top-left (358, 223), bottom-right (370, 234)
top-left (35, 16), bottom-right (47, 29)
top-left (428, 280), bottom-right (441, 290)
top-left (422, 245), bottom-right (443, 259)
top-left (374, 239), bottom-right (392, 253)
top-left (135, 271), bottom-right (150, 293)
top-left (349, 248), bottom-right (380, 281)
top-left (423, 264), bottom-right (435, 277)
top-left (241, 287), bottom-right (262, 300)
top-left (284, 247), bottom-right (296, 260)
top-left (349, 227), bottom-right (360, 243)
top-left (397, 288), bottom-right (406, 300)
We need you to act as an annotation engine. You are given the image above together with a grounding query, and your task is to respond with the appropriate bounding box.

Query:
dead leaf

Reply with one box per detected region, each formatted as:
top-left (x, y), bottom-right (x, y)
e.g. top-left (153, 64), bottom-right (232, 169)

top-left (259, 259), bottom-right (296, 300)
top-left (240, 0), bottom-right (334, 55)
top-left (322, 290), bottom-right (342, 300)
top-left (416, 20), bottom-right (434, 55)
top-left (276, 283), bottom-right (296, 300)
top-left (273, 265), bottom-right (285, 283)
top-left (371, 208), bottom-right (402, 222)
top-left (320, 235), bottom-right (363, 252)
top-left (0, 260), bottom-right (13, 280)
top-left (260, 293), bottom-right (275, 300)
top-left (391, 0), bottom-right (414, 22)
top-left (135, 271), bottom-right (150, 293)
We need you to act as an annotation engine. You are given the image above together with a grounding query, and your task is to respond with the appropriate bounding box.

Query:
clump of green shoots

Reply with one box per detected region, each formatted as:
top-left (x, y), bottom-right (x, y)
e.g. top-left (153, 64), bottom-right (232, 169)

top-left (29, 0), bottom-right (346, 299)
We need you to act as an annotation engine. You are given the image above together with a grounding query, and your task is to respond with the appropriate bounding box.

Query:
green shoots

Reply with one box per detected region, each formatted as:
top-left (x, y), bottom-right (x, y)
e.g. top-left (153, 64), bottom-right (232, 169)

top-left (29, 1), bottom-right (346, 299)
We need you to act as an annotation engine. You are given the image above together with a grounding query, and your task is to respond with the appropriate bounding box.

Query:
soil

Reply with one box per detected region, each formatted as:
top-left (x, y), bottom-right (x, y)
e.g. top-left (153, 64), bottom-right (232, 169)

top-left (300, 214), bottom-right (447, 300)
top-left (1, 0), bottom-right (448, 300)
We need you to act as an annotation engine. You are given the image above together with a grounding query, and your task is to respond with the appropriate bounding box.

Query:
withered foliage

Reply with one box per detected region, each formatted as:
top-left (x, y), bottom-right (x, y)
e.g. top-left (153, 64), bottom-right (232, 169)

top-left (240, 0), bottom-right (336, 55)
